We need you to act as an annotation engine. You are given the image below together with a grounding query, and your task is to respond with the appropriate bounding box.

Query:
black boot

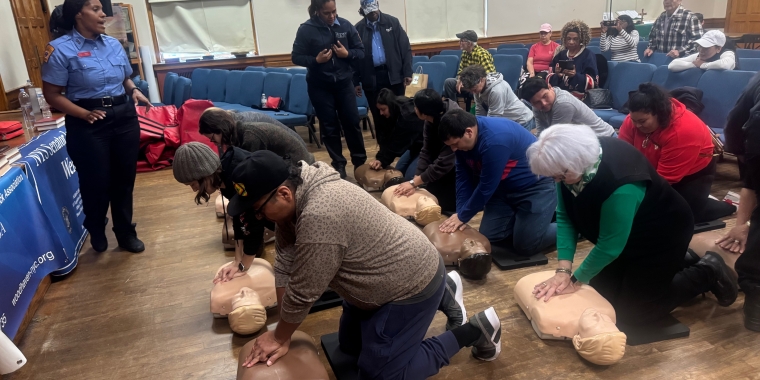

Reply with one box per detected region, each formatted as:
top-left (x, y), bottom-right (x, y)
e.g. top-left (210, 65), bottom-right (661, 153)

top-left (117, 234), bottom-right (145, 253)
top-left (741, 283), bottom-right (760, 332)
top-left (90, 229), bottom-right (108, 253)
top-left (696, 252), bottom-right (738, 307)
top-left (335, 164), bottom-right (347, 179)
top-left (683, 249), bottom-right (701, 268)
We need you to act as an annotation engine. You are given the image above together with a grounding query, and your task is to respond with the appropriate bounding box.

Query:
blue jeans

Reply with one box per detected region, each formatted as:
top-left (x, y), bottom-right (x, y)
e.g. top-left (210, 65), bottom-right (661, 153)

top-left (521, 117), bottom-right (536, 131)
top-left (395, 150), bottom-right (419, 181)
top-left (338, 272), bottom-right (460, 379)
top-left (479, 176), bottom-right (557, 256)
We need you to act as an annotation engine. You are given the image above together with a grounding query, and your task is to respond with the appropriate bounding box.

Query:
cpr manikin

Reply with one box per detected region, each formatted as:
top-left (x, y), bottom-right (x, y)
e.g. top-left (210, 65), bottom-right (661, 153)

top-left (381, 185), bottom-right (439, 224)
top-left (0, 331), bottom-right (26, 375)
top-left (236, 331), bottom-right (329, 380)
top-left (689, 231), bottom-right (741, 276)
top-left (514, 271), bottom-right (626, 365)
top-left (354, 164), bottom-right (405, 191)
top-left (210, 259), bottom-right (277, 335)
top-left (422, 220), bottom-right (493, 280)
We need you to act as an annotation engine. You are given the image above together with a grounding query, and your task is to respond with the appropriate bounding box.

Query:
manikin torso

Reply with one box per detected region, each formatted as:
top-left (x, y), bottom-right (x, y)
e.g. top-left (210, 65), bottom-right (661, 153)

top-left (236, 331), bottom-right (329, 380)
top-left (354, 164), bottom-right (404, 191)
top-left (381, 185), bottom-right (438, 220)
top-left (210, 259), bottom-right (277, 317)
top-left (689, 231), bottom-right (741, 276)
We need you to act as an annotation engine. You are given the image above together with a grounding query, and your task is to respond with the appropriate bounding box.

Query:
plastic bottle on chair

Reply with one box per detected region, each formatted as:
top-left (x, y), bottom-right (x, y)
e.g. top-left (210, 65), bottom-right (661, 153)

top-left (18, 88), bottom-right (34, 139)
top-left (37, 92), bottom-right (52, 119)
top-left (261, 93), bottom-right (267, 109)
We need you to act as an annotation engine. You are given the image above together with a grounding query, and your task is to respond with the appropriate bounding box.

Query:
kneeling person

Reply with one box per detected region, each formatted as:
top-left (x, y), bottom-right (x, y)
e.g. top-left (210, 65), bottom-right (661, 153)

top-left (459, 65), bottom-right (535, 131)
top-left (234, 151), bottom-right (502, 377)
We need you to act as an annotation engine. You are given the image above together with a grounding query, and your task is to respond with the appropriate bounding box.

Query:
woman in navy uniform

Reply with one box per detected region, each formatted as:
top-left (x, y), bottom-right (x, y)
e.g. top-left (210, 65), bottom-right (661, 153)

top-left (292, 0), bottom-right (367, 179)
top-left (42, 0), bottom-right (150, 253)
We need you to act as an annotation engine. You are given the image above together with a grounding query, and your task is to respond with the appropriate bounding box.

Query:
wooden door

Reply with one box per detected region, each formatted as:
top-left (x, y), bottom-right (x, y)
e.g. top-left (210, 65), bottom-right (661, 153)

top-left (9, 0), bottom-right (50, 88)
top-left (726, 0), bottom-right (760, 34)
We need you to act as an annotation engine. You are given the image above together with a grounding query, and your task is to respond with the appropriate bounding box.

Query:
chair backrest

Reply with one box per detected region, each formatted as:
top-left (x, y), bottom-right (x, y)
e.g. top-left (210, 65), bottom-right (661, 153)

top-left (698, 70), bottom-right (758, 130)
top-left (287, 74), bottom-right (312, 115)
top-left (439, 50), bottom-right (462, 58)
top-left (262, 72), bottom-right (293, 106)
top-left (173, 77), bottom-right (192, 108)
top-left (739, 58), bottom-right (760, 72)
top-left (224, 70), bottom-right (245, 105)
top-left (658, 67), bottom-right (705, 90)
top-left (430, 55), bottom-right (460, 79)
top-left (493, 55), bottom-right (523, 91)
top-left (641, 52), bottom-right (672, 67)
top-left (265, 67), bottom-right (289, 73)
top-left (651, 65), bottom-right (669, 87)
top-left (162, 73), bottom-right (178, 105)
top-left (355, 83), bottom-right (369, 108)
top-left (590, 37), bottom-right (601, 43)
top-left (239, 71), bottom-right (266, 108)
top-left (496, 48), bottom-right (529, 64)
top-left (245, 66), bottom-right (266, 71)
top-left (413, 61), bottom-right (447, 94)
top-left (603, 61), bottom-right (620, 89)
top-left (288, 67), bottom-right (308, 75)
top-left (737, 49), bottom-right (760, 59)
top-left (206, 69), bottom-right (229, 102)
top-left (637, 41), bottom-right (649, 61)
top-left (587, 40), bottom-right (600, 47)
top-left (498, 43), bottom-right (525, 49)
top-left (586, 46), bottom-right (602, 55)
top-left (412, 56), bottom-right (429, 64)
top-left (135, 78), bottom-right (149, 97)
top-left (606, 62), bottom-right (657, 109)
top-left (190, 68), bottom-right (211, 99)
top-left (488, 48), bottom-right (497, 56)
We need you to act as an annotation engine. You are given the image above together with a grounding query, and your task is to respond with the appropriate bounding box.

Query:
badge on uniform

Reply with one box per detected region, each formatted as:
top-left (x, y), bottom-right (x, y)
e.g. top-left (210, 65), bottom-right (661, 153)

top-left (77, 51), bottom-right (92, 57)
top-left (43, 44), bottom-right (55, 63)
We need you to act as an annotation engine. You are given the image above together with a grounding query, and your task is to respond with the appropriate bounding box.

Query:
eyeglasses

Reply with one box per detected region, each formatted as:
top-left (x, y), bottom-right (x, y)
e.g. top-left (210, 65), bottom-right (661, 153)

top-left (552, 169), bottom-right (569, 182)
top-left (253, 190), bottom-right (277, 220)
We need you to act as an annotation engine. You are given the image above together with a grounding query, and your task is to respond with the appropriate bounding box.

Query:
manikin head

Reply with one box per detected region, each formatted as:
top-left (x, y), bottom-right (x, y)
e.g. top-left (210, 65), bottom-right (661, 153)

top-left (527, 124), bottom-right (600, 186)
top-left (459, 65), bottom-right (488, 95)
top-left (572, 308), bottom-right (627, 365)
top-left (439, 109), bottom-right (479, 152)
top-left (422, 220), bottom-right (492, 280)
top-left (414, 196), bottom-right (442, 226)
top-left (354, 164), bottom-right (405, 191)
top-left (521, 78), bottom-right (556, 113)
top-left (227, 288), bottom-right (267, 335)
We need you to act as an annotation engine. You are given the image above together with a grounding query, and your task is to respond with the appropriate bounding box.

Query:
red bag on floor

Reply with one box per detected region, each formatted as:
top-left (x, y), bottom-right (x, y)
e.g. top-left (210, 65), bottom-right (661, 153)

top-left (0, 121), bottom-right (22, 141)
top-left (177, 99), bottom-right (216, 154)
top-left (135, 105), bottom-right (180, 172)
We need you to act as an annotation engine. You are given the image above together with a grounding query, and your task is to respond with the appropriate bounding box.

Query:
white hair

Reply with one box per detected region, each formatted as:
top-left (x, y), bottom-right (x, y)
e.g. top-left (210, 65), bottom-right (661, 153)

top-left (526, 124), bottom-right (601, 177)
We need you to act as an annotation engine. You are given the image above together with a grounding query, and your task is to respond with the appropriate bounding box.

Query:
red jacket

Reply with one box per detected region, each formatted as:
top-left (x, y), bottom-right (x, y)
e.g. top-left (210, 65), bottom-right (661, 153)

top-left (619, 99), bottom-right (713, 184)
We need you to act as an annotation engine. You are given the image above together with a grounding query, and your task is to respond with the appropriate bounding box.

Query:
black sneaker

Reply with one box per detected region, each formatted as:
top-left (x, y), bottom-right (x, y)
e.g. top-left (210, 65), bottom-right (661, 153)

top-left (469, 307), bottom-right (501, 361)
top-left (335, 165), bottom-right (347, 179)
top-left (440, 271), bottom-right (467, 331)
top-left (117, 235), bottom-right (145, 253)
top-left (696, 252), bottom-right (738, 307)
top-left (90, 230), bottom-right (108, 253)
top-left (742, 283), bottom-right (760, 332)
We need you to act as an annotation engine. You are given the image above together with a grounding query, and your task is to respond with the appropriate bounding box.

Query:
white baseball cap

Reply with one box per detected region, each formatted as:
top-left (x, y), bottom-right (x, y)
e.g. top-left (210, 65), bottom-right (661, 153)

top-left (695, 30), bottom-right (726, 48)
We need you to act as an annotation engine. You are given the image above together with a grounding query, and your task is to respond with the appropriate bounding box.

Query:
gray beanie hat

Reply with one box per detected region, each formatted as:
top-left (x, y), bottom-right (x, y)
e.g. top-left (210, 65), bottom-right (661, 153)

top-left (173, 142), bottom-right (221, 183)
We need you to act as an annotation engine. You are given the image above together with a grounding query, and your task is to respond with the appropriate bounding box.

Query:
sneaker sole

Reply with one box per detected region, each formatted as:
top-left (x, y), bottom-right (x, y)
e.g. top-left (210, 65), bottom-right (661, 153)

top-left (448, 271), bottom-right (467, 327)
top-left (473, 307), bottom-right (501, 361)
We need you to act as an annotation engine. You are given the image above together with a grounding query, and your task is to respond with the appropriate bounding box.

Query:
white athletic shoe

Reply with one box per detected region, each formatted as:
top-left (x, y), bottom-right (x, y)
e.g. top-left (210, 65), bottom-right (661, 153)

top-left (470, 307), bottom-right (502, 361)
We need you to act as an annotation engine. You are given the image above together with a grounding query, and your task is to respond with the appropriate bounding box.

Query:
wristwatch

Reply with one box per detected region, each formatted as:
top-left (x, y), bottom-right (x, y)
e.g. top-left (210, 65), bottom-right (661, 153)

top-left (408, 179), bottom-right (416, 187)
top-left (238, 261), bottom-right (248, 272)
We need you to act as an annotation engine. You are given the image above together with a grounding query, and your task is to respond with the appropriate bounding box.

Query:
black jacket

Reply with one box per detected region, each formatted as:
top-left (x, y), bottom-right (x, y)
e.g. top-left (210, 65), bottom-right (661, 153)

top-left (292, 16), bottom-right (364, 84)
top-left (726, 71), bottom-right (760, 156)
top-left (416, 99), bottom-right (459, 184)
top-left (353, 13), bottom-right (412, 90)
top-left (375, 96), bottom-right (425, 168)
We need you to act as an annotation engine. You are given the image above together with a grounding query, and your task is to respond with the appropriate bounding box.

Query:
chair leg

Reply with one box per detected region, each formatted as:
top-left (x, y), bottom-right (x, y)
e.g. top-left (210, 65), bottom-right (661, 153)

top-left (367, 117), bottom-right (376, 140)
top-left (308, 116), bottom-right (322, 149)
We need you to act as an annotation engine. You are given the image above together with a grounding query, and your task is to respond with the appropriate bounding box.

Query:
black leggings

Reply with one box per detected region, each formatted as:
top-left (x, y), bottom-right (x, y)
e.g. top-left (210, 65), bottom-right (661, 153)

top-left (672, 158), bottom-right (736, 224)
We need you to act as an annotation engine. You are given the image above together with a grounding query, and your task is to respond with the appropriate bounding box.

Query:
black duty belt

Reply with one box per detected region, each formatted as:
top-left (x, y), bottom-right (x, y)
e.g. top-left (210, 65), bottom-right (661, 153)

top-left (374, 64), bottom-right (389, 71)
top-left (74, 94), bottom-right (128, 108)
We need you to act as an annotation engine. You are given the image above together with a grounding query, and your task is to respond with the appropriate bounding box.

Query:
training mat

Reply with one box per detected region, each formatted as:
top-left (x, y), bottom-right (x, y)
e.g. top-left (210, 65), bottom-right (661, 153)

top-left (491, 245), bottom-right (548, 270)
top-left (310, 288), bottom-right (343, 314)
top-left (617, 314), bottom-right (690, 346)
top-left (694, 220), bottom-right (727, 234)
top-left (320, 332), bottom-right (360, 380)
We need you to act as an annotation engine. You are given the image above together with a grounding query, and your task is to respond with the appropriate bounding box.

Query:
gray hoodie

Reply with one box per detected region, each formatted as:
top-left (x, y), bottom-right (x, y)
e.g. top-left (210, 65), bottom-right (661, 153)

top-left (274, 161), bottom-right (440, 324)
top-left (474, 72), bottom-right (534, 126)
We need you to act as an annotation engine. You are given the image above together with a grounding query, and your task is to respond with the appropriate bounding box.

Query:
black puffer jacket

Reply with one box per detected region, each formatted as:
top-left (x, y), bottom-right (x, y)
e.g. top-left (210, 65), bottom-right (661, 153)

top-left (292, 16), bottom-right (364, 84)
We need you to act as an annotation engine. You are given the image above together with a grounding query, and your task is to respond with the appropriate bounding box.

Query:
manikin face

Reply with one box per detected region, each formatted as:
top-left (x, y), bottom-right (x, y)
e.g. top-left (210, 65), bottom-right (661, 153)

top-left (663, 0), bottom-right (682, 15)
top-left (252, 186), bottom-right (296, 223)
top-left (698, 45), bottom-right (721, 61)
top-left (232, 287), bottom-right (261, 309)
top-left (202, 132), bottom-right (222, 146)
top-left (539, 31), bottom-right (551, 44)
top-left (365, 10), bottom-right (380, 22)
top-left (76, 0), bottom-right (107, 36)
top-left (565, 32), bottom-right (581, 49)
top-left (466, 78), bottom-right (487, 95)
top-left (459, 39), bottom-right (474, 53)
top-left (461, 238), bottom-right (487, 256)
top-left (578, 308), bottom-right (619, 338)
top-left (414, 107), bottom-right (434, 123)
top-left (629, 111), bottom-right (660, 134)
top-left (444, 127), bottom-right (477, 152)
top-left (378, 103), bottom-right (391, 118)
top-left (529, 87), bottom-right (556, 112)
top-left (317, 1), bottom-right (338, 25)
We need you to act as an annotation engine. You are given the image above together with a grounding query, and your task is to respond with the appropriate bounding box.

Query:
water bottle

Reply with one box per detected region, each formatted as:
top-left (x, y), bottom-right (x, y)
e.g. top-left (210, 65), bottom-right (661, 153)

top-left (260, 93), bottom-right (267, 109)
top-left (37, 92), bottom-right (52, 119)
top-left (18, 89), bottom-right (34, 139)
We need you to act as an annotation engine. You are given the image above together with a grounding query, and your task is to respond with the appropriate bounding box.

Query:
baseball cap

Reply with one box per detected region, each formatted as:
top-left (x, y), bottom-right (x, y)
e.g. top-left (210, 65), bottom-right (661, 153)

top-left (456, 30), bottom-right (478, 43)
top-left (360, 0), bottom-right (379, 14)
top-left (539, 23), bottom-right (552, 33)
top-left (695, 30), bottom-right (726, 48)
top-left (227, 150), bottom-right (291, 216)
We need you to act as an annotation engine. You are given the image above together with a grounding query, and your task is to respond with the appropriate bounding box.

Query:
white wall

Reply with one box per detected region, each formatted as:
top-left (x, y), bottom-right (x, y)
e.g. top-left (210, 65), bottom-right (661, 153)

top-left (0, 0), bottom-right (31, 90)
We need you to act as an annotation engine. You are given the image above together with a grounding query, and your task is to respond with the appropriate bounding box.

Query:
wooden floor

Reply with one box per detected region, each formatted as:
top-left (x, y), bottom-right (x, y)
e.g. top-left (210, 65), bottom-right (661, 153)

top-left (6, 125), bottom-right (760, 380)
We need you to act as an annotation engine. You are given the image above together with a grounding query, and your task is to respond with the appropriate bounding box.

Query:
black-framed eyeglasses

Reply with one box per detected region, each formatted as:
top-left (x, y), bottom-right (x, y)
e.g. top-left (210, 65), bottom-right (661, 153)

top-left (253, 190), bottom-right (277, 220)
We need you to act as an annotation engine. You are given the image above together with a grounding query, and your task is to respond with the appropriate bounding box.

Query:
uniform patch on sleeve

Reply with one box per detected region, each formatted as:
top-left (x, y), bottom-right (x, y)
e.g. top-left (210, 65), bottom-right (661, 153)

top-left (43, 44), bottom-right (55, 63)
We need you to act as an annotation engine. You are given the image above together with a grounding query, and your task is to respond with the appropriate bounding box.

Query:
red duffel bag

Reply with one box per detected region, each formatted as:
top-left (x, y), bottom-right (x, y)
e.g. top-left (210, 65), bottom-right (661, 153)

top-left (0, 121), bottom-right (23, 141)
top-left (135, 105), bottom-right (180, 172)
top-left (177, 99), bottom-right (217, 154)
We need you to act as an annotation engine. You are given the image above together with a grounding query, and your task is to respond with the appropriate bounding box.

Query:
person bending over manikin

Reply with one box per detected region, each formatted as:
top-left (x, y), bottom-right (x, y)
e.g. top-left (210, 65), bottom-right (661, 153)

top-left (688, 231), bottom-right (741, 276)
top-left (236, 331), bottom-right (329, 380)
top-left (211, 260), bottom-right (277, 334)
top-left (354, 164), bottom-right (405, 192)
top-left (423, 220), bottom-right (492, 280)
top-left (514, 271), bottom-right (625, 365)
top-left (381, 184), bottom-right (439, 221)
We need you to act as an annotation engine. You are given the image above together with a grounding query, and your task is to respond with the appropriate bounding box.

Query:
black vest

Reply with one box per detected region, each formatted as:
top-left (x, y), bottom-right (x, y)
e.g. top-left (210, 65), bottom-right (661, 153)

top-left (560, 138), bottom-right (693, 258)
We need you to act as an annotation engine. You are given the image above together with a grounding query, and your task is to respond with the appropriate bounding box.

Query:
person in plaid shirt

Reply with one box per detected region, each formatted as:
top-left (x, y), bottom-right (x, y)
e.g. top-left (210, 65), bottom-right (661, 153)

top-left (644, 0), bottom-right (703, 59)
top-left (443, 30), bottom-right (495, 101)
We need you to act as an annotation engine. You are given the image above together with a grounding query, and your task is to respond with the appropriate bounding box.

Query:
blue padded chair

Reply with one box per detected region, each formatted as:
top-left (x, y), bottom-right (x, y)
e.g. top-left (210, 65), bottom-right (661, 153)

top-left (265, 67), bottom-right (289, 73)
top-left (603, 61), bottom-right (619, 89)
top-left (413, 56), bottom-right (429, 64)
top-left (587, 40), bottom-right (600, 47)
top-left (439, 50), bottom-right (462, 58)
top-left (288, 68), bottom-right (308, 75)
top-left (653, 67), bottom-right (705, 90)
top-left (287, 73), bottom-right (320, 147)
top-left (498, 43), bottom-right (525, 49)
top-left (739, 58), bottom-right (760, 72)
top-left (430, 55), bottom-right (460, 79)
top-left (262, 72), bottom-right (293, 109)
top-left (590, 37), bottom-right (601, 43)
top-left (637, 41), bottom-right (649, 61)
top-left (586, 46), bottom-right (612, 61)
top-left (413, 61), bottom-right (447, 95)
top-left (206, 69), bottom-right (229, 103)
top-left (496, 48), bottom-right (529, 65)
top-left (493, 55), bottom-right (523, 91)
top-left (162, 73), bottom-right (177, 105)
top-left (213, 70), bottom-right (246, 109)
top-left (698, 70), bottom-right (758, 139)
top-left (737, 49), bottom-right (760, 59)
top-left (594, 62), bottom-right (657, 122)
top-left (642, 52), bottom-right (672, 67)
top-left (238, 71), bottom-right (266, 108)
top-left (354, 83), bottom-right (375, 140)
top-left (245, 66), bottom-right (266, 71)
top-left (488, 48), bottom-right (497, 55)
top-left (172, 76), bottom-right (191, 108)
top-left (190, 68), bottom-right (211, 100)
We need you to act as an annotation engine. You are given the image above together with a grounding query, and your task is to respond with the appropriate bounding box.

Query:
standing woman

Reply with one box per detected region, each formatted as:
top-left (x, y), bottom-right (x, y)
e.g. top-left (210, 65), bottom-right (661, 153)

top-left (292, 0), bottom-right (367, 179)
top-left (42, 0), bottom-right (151, 253)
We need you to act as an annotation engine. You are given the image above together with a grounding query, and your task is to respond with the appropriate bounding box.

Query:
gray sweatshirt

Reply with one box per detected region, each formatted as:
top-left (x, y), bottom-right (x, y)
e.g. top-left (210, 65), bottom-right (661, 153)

top-left (474, 72), bottom-right (534, 126)
top-left (534, 88), bottom-right (616, 137)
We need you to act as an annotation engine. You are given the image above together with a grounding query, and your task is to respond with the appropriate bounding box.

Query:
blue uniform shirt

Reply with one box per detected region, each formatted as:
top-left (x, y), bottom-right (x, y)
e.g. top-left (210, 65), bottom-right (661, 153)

top-left (368, 17), bottom-right (386, 67)
top-left (42, 28), bottom-right (132, 101)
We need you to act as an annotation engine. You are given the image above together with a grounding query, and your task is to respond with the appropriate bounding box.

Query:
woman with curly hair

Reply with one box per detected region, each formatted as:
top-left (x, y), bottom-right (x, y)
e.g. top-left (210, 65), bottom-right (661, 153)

top-left (549, 20), bottom-right (599, 99)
